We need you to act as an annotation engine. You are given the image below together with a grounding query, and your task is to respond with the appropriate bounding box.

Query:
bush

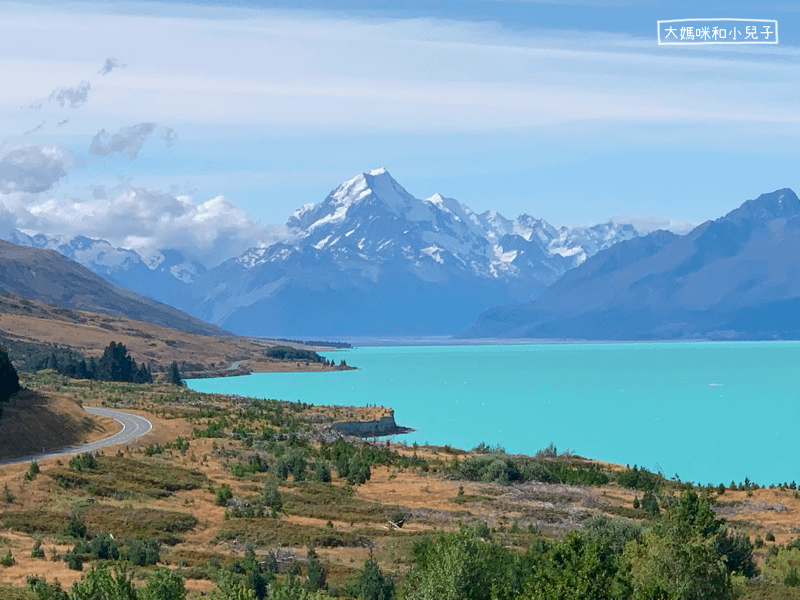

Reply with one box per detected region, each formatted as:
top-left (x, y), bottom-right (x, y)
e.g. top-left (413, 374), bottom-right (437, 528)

top-left (215, 484), bottom-right (233, 507)
top-left (264, 346), bottom-right (323, 363)
top-left (347, 455), bottom-right (371, 486)
top-left (0, 550), bottom-right (14, 567)
top-left (122, 538), bottom-right (161, 567)
top-left (763, 547), bottom-right (800, 584)
top-left (69, 452), bottom-right (98, 472)
top-left (262, 480), bottom-right (283, 516)
top-left (25, 460), bottom-right (40, 482)
top-left (717, 529), bottom-right (757, 577)
top-left (142, 567), bottom-right (186, 600)
top-left (314, 461), bottom-right (332, 483)
top-left (63, 551), bottom-right (83, 571)
top-left (31, 539), bottom-right (45, 559)
top-left (616, 465), bottom-right (664, 492)
top-left (641, 490), bottom-right (660, 516)
top-left (351, 557), bottom-right (394, 600)
top-left (63, 515), bottom-right (87, 539)
top-left (26, 575), bottom-right (69, 600)
top-left (305, 546), bottom-right (327, 592)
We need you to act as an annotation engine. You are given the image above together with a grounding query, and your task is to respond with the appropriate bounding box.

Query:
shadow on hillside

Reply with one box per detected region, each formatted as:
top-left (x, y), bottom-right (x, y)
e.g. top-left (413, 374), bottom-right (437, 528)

top-left (0, 388), bottom-right (99, 460)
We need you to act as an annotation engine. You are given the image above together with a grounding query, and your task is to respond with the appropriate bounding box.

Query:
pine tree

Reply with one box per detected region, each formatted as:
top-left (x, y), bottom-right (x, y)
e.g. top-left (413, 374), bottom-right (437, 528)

top-left (305, 545), bottom-right (327, 592)
top-left (167, 362), bottom-right (183, 386)
top-left (0, 347), bottom-right (21, 403)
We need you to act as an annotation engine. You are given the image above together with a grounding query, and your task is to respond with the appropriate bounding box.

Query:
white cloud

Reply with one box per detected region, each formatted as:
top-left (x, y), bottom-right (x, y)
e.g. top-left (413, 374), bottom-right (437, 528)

top-left (48, 80), bottom-right (91, 109)
top-left (98, 57), bottom-right (126, 76)
top-left (0, 145), bottom-right (70, 193)
top-left (0, 183), bottom-right (288, 266)
top-left (1, 5), bottom-right (796, 134)
top-left (90, 122), bottom-right (156, 159)
top-left (89, 123), bottom-right (177, 158)
top-left (23, 120), bottom-right (46, 135)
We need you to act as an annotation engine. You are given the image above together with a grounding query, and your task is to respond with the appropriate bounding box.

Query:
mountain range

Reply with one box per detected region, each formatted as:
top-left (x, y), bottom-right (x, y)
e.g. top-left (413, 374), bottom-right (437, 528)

top-left (0, 239), bottom-right (227, 337)
top-left (2, 168), bottom-right (643, 337)
top-left (461, 188), bottom-right (799, 340)
top-left (2, 170), bottom-right (796, 340)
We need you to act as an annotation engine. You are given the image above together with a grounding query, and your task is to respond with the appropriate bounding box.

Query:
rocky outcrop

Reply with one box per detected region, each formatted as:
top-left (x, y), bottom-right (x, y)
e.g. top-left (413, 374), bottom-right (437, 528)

top-left (330, 410), bottom-right (412, 437)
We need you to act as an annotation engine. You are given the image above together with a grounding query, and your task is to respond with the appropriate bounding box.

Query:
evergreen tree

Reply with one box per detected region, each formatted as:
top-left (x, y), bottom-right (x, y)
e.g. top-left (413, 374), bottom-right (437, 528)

top-left (88, 356), bottom-right (98, 379)
top-left (0, 346), bottom-right (21, 403)
top-left (354, 557), bottom-right (394, 600)
top-left (641, 490), bottom-right (659, 516)
top-left (98, 341), bottom-right (134, 381)
top-left (305, 545), bottom-right (327, 592)
top-left (167, 361), bottom-right (184, 386)
top-left (142, 567), bottom-right (187, 600)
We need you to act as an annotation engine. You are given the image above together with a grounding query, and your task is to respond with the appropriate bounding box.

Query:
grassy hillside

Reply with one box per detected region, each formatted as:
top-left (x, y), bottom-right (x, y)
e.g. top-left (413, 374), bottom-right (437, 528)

top-left (0, 239), bottom-right (230, 337)
top-left (0, 374), bottom-right (797, 599)
top-left (0, 293), bottom-right (346, 378)
top-left (0, 389), bottom-right (116, 460)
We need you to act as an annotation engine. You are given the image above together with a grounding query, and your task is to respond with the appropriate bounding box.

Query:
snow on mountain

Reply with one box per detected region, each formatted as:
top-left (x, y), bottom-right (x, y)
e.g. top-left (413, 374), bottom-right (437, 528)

top-left (247, 168), bottom-right (640, 285)
top-left (608, 214), bottom-right (696, 235)
top-left (188, 168), bottom-right (646, 337)
top-left (549, 222), bottom-right (639, 266)
top-left (0, 168), bottom-right (659, 337)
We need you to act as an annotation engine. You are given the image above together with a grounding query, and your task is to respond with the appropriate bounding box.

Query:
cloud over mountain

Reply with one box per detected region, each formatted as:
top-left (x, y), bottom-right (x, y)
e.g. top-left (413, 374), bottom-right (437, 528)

top-left (0, 146), bottom-right (70, 193)
top-left (0, 183), bottom-right (287, 267)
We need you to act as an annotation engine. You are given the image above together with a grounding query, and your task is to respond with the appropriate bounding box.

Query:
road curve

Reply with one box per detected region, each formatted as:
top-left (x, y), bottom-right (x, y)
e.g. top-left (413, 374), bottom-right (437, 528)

top-left (0, 407), bottom-right (153, 467)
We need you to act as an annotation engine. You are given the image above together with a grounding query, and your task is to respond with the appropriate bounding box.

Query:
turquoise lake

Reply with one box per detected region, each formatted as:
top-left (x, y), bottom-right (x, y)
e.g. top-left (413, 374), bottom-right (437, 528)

top-left (187, 341), bottom-right (800, 486)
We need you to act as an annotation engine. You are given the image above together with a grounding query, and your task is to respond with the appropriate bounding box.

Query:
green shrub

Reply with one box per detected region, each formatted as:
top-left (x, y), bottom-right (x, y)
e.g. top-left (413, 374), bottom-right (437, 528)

top-left (346, 455), bottom-right (371, 486)
top-left (63, 551), bottom-right (83, 571)
top-left (0, 550), bottom-right (14, 567)
top-left (31, 539), bottom-right (45, 559)
top-left (215, 484), bottom-right (233, 507)
top-left (69, 452), bottom-right (98, 472)
top-left (26, 575), bottom-right (69, 600)
top-left (123, 538), bottom-right (161, 567)
top-left (764, 547), bottom-right (800, 584)
top-left (63, 515), bottom-right (87, 539)
top-left (25, 461), bottom-right (40, 482)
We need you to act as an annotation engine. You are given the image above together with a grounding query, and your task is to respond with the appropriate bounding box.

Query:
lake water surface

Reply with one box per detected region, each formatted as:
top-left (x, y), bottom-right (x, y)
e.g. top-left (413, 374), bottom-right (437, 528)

top-left (187, 341), bottom-right (800, 486)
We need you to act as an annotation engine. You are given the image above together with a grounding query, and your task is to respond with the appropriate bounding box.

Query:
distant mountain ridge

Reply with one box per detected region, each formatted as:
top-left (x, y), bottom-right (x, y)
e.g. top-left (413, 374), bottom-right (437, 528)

top-left (1, 168), bottom-right (648, 337)
top-left (461, 188), bottom-right (800, 340)
top-left (0, 240), bottom-right (229, 337)
top-left (185, 168), bottom-right (641, 336)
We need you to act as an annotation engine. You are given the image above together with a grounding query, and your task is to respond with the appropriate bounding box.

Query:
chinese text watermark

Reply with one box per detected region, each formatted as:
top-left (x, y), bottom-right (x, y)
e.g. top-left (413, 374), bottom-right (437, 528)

top-left (658, 19), bottom-right (778, 45)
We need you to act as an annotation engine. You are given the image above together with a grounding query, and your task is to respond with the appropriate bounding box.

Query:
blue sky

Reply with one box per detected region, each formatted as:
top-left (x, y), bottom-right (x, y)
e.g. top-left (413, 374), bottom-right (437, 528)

top-left (0, 0), bottom-right (797, 263)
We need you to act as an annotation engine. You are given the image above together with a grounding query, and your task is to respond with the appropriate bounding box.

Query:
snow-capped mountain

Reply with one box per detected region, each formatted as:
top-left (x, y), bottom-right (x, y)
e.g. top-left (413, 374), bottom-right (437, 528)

top-left (463, 188), bottom-right (800, 341)
top-left (187, 168), bottom-right (642, 336)
top-left (1, 168), bottom-right (652, 337)
top-left (1, 229), bottom-right (206, 308)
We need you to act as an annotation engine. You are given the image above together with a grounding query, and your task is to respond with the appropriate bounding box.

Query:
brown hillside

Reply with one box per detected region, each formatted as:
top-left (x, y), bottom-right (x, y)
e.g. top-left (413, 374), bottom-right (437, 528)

top-left (0, 293), bottom-right (344, 377)
top-left (0, 239), bottom-right (227, 337)
top-left (0, 389), bottom-right (116, 460)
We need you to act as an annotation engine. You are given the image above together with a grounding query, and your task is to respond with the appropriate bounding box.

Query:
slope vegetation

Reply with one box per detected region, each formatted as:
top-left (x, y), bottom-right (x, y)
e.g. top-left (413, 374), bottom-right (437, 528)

top-left (0, 240), bottom-right (227, 337)
top-left (0, 293), bottom-right (343, 378)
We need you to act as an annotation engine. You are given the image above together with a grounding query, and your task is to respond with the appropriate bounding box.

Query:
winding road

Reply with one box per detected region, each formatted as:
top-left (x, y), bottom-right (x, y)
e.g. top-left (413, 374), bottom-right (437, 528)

top-left (0, 407), bottom-right (153, 467)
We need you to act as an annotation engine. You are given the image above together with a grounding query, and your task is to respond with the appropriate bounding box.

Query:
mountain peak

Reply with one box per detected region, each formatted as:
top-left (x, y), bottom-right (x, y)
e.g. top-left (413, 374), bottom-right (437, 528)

top-left (368, 167), bottom-right (389, 177)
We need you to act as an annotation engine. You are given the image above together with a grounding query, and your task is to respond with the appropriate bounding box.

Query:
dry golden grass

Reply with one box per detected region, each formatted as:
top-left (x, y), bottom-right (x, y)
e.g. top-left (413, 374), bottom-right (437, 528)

top-left (0, 295), bottom-right (345, 377)
top-left (3, 377), bottom-right (800, 596)
top-left (0, 390), bottom-right (117, 460)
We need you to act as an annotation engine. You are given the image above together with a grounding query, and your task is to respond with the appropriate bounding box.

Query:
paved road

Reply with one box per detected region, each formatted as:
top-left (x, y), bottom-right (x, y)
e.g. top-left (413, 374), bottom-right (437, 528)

top-left (0, 407), bottom-right (153, 467)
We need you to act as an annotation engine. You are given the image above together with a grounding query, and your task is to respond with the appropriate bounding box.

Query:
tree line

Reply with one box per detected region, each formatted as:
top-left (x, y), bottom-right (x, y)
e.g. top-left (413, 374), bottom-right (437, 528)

top-left (36, 341), bottom-right (154, 384)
